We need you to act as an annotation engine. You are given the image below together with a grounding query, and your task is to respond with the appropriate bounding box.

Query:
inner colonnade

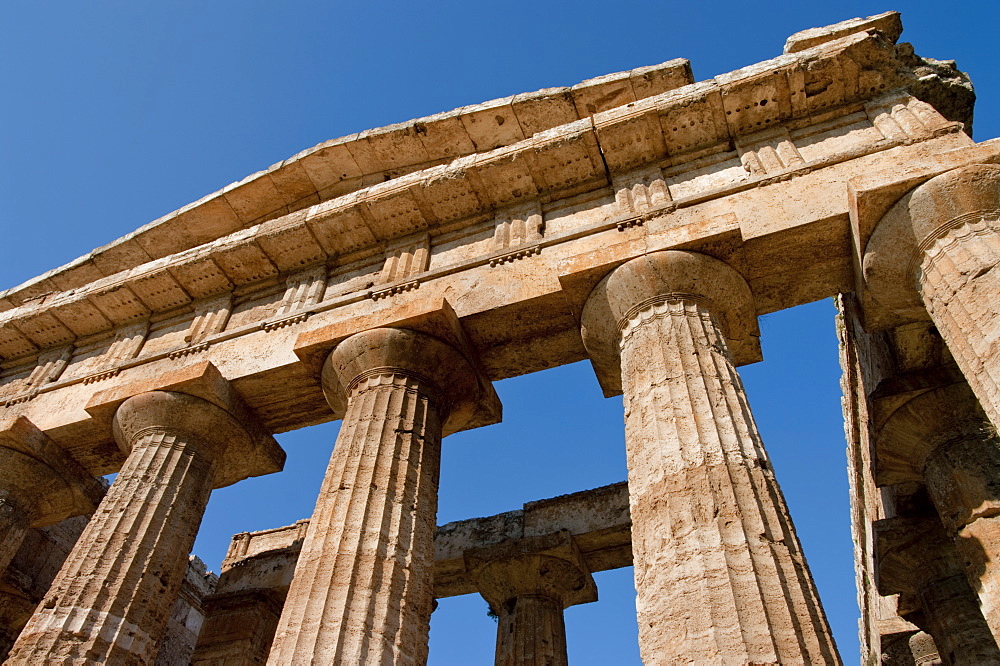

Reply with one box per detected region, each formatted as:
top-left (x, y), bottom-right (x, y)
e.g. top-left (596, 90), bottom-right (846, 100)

top-left (1, 11), bottom-right (999, 664)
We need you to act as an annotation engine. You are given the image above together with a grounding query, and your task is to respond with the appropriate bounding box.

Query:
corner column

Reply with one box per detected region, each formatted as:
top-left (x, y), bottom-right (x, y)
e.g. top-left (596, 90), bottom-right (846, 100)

top-left (465, 531), bottom-right (597, 666)
top-left (865, 164), bottom-right (1000, 429)
top-left (7, 390), bottom-right (282, 664)
top-left (582, 250), bottom-right (839, 664)
top-left (269, 327), bottom-right (489, 665)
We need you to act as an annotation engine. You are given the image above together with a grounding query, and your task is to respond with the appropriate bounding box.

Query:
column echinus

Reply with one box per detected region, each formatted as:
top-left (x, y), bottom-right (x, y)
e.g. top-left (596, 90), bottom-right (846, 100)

top-left (268, 327), bottom-right (494, 665)
top-left (465, 531), bottom-right (597, 666)
top-left (7, 382), bottom-right (284, 665)
top-left (581, 250), bottom-right (839, 664)
top-left (864, 163), bottom-right (1000, 430)
top-left (0, 416), bottom-right (104, 576)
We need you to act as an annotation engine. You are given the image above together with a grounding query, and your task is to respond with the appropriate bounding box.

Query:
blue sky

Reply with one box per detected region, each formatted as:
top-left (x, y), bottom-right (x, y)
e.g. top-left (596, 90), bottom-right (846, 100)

top-left (2, 2), bottom-right (997, 663)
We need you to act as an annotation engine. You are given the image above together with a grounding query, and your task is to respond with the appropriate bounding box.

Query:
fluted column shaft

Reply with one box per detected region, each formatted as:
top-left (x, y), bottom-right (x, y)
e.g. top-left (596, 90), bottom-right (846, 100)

top-left (7, 389), bottom-right (265, 665)
top-left (0, 495), bottom-right (30, 575)
top-left (864, 164), bottom-right (1000, 431)
top-left (924, 434), bottom-right (1000, 643)
top-left (269, 371), bottom-right (443, 664)
top-left (918, 215), bottom-right (1000, 427)
top-left (269, 327), bottom-right (485, 665)
top-left (618, 297), bottom-right (838, 663)
top-left (7, 427), bottom-right (216, 664)
top-left (495, 594), bottom-right (566, 666)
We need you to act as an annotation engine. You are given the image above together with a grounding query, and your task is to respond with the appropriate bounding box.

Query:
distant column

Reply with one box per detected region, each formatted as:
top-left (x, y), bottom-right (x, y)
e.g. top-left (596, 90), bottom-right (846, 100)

top-left (269, 328), bottom-right (486, 665)
top-left (7, 390), bottom-right (276, 664)
top-left (875, 514), bottom-right (1000, 664)
top-left (581, 250), bottom-right (839, 664)
top-left (465, 531), bottom-right (597, 666)
top-left (0, 417), bottom-right (104, 576)
top-left (865, 164), bottom-right (1000, 429)
top-left (877, 381), bottom-right (1000, 644)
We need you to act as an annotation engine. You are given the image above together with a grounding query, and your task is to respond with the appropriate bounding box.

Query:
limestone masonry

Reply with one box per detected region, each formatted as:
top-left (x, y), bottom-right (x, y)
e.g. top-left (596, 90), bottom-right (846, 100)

top-left (0, 10), bottom-right (998, 664)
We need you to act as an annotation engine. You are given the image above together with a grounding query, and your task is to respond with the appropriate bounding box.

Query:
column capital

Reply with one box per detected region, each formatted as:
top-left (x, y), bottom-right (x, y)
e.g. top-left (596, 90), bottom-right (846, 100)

top-left (873, 514), bottom-right (959, 597)
top-left (321, 327), bottom-right (496, 436)
top-left (113, 390), bottom-right (282, 489)
top-left (0, 416), bottom-right (104, 526)
top-left (875, 381), bottom-right (995, 486)
top-left (580, 250), bottom-right (760, 396)
top-left (464, 531), bottom-right (596, 611)
top-left (864, 162), bottom-right (1000, 322)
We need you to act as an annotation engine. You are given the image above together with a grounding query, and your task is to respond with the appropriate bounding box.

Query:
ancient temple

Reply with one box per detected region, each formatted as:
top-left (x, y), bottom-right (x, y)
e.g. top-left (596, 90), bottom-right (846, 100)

top-left (0, 10), bottom-right (997, 664)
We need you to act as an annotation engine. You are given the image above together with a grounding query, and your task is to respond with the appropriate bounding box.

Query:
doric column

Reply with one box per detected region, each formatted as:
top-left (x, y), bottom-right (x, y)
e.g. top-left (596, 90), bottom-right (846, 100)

top-left (865, 164), bottom-right (1000, 429)
top-left (465, 531), bottom-right (597, 666)
top-left (877, 381), bottom-right (1000, 643)
top-left (581, 250), bottom-right (839, 664)
top-left (7, 390), bottom-right (281, 664)
top-left (874, 514), bottom-right (1000, 664)
top-left (269, 327), bottom-right (489, 665)
top-left (0, 417), bottom-right (104, 576)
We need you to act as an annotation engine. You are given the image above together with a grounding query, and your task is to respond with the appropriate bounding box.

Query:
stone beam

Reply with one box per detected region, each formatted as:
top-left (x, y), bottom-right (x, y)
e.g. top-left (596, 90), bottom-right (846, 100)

top-left (207, 481), bottom-right (630, 602)
top-left (0, 19), bottom-right (983, 480)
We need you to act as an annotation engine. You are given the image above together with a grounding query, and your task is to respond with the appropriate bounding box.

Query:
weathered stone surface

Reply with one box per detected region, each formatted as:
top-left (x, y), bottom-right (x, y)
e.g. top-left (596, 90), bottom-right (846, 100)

top-left (0, 12), bottom-right (995, 663)
top-left (865, 164), bottom-right (1000, 432)
top-left (466, 531), bottom-right (596, 666)
top-left (7, 390), bottom-right (278, 664)
top-left (582, 250), bottom-right (839, 664)
top-left (876, 381), bottom-right (1000, 645)
top-left (875, 514), bottom-right (1000, 664)
top-left (0, 416), bottom-right (104, 575)
top-left (268, 328), bottom-right (490, 665)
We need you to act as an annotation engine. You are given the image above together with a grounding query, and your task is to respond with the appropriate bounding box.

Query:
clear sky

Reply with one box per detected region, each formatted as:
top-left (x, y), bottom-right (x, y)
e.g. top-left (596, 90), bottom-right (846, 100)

top-left (1, 2), bottom-right (997, 663)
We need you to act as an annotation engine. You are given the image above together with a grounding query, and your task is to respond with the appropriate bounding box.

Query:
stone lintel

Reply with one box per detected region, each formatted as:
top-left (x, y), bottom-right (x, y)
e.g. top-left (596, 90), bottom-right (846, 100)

top-left (784, 11), bottom-right (902, 54)
top-left (294, 296), bottom-right (501, 435)
top-left (84, 361), bottom-right (284, 488)
top-left (0, 416), bottom-right (104, 526)
top-left (213, 481), bottom-right (630, 602)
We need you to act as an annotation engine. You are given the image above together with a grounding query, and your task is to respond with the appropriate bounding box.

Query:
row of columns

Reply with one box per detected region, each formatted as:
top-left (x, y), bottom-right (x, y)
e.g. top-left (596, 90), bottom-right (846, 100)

top-left (864, 164), bottom-right (1000, 661)
top-left (3, 162), bottom-right (1000, 663)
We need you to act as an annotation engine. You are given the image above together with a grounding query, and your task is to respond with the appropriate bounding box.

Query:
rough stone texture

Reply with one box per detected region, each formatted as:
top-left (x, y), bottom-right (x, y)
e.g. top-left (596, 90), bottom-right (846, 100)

top-left (465, 531), bottom-right (597, 666)
top-left (876, 382), bottom-right (1000, 645)
top-left (784, 11), bottom-right (903, 54)
top-left (7, 390), bottom-right (276, 665)
top-left (268, 328), bottom-right (488, 665)
top-left (0, 515), bottom-right (89, 660)
top-left (582, 250), bottom-right (839, 664)
top-left (875, 514), bottom-right (1000, 664)
top-left (865, 164), bottom-right (1000, 429)
top-left (194, 483), bottom-right (627, 663)
top-left (0, 12), bottom-right (993, 663)
top-left (0, 416), bottom-right (105, 575)
top-left (156, 556), bottom-right (217, 666)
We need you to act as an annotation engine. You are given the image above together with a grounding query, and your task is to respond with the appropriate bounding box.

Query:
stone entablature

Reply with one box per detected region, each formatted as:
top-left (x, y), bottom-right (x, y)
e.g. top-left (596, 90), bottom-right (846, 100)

top-left (4, 11), bottom-right (1000, 664)
top-left (0, 24), bottom-right (984, 475)
top-left (0, 59), bottom-right (694, 312)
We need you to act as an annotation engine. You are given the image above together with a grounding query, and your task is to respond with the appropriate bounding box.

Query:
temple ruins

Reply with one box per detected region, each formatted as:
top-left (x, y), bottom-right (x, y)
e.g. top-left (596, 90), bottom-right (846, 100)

top-left (1, 10), bottom-right (998, 664)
